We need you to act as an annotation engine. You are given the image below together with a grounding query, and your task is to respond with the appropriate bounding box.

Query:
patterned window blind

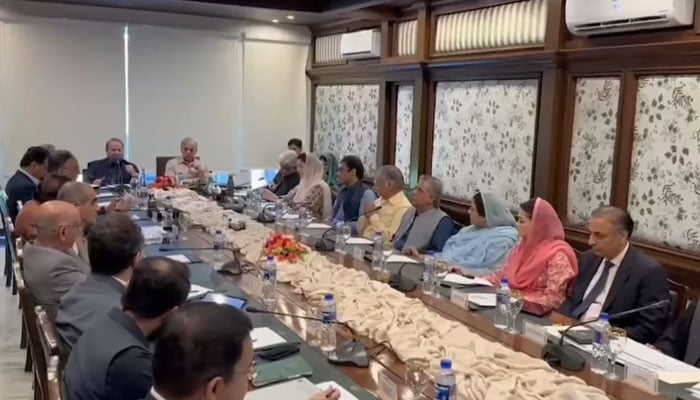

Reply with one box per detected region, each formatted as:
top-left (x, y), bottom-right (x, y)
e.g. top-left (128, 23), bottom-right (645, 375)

top-left (314, 34), bottom-right (344, 65)
top-left (395, 86), bottom-right (414, 180)
top-left (435, 0), bottom-right (546, 54)
top-left (396, 20), bottom-right (417, 57)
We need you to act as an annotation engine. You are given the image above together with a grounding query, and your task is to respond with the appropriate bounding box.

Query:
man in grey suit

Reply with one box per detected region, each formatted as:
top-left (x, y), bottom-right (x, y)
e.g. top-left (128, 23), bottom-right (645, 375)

top-left (56, 212), bottom-right (144, 353)
top-left (23, 201), bottom-right (89, 320)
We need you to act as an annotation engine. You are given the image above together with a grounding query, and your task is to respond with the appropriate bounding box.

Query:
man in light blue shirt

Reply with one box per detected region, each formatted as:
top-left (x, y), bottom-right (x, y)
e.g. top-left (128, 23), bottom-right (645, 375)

top-left (331, 155), bottom-right (376, 234)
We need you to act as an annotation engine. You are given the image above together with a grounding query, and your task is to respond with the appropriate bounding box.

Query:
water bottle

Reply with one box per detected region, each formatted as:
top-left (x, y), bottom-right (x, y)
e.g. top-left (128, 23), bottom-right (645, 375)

top-left (435, 359), bottom-right (456, 400)
top-left (590, 313), bottom-right (611, 374)
top-left (177, 172), bottom-right (185, 186)
top-left (495, 278), bottom-right (510, 330)
top-left (334, 222), bottom-right (344, 253)
top-left (162, 196), bottom-right (174, 229)
top-left (262, 256), bottom-right (277, 307)
top-left (212, 230), bottom-right (226, 270)
top-left (274, 201), bottom-right (284, 231)
top-left (422, 253), bottom-right (436, 295)
top-left (371, 233), bottom-right (384, 272)
top-left (321, 293), bottom-right (337, 353)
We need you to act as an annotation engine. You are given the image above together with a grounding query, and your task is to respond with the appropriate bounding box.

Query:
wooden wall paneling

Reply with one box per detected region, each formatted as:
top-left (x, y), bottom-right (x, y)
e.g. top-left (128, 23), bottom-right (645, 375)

top-left (609, 71), bottom-right (638, 208)
top-left (412, 68), bottom-right (430, 184)
top-left (532, 67), bottom-right (565, 202)
top-left (695, 0), bottom-right (700, 34)
top-left (309, 83), bottom-right (318, 152)
top-left (543, 0), bottom-right (565, 51)
top-left (377, 80), bottom-right (392, 172)
top-left (381, 20), bottom-right (393, 61)
top-left (415, 3), bottom-right (430, 61)
top-left (385, 82), bottom-right (400, 166)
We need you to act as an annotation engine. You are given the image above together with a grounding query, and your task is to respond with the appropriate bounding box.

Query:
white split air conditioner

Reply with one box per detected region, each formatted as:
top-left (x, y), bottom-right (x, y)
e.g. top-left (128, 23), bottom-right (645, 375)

top-left (340, 29), bottom-right (381, 60)
top-left (566, 0), bottom-right (695, 36)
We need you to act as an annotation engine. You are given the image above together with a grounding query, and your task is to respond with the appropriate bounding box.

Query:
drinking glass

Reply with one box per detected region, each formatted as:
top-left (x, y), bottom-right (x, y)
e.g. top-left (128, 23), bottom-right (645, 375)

top-left (404, 358), bottom-right (429, 399)
top-left (379, 243), bottom-right (394, 283)
top-left (340, 223), bottom-right (352, 244)
top-left (306, 305), bottom-right (322, 348)
top-left (432, 260), bottom-right (449, 298)
top-left (606, 327), bottom-right (627, 380)
top-left (506, 290), bottom-right (524, 334)
top-left (178, 213), bottom-right (192, 241)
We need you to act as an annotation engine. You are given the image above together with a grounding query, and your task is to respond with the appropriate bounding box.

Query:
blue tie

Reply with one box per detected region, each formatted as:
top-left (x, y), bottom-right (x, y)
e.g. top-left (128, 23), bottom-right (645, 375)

top-left (572, 260), bottom-right (615, 319)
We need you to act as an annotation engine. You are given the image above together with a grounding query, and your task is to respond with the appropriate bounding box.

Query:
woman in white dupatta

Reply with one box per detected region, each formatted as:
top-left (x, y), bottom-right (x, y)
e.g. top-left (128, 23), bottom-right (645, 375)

top-left (263, 153), bottom-right (332, 220)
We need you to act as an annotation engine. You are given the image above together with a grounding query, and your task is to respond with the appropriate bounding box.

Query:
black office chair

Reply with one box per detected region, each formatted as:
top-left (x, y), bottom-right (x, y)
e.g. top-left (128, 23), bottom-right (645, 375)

top-left (156, 156), bottom-right (176, 177)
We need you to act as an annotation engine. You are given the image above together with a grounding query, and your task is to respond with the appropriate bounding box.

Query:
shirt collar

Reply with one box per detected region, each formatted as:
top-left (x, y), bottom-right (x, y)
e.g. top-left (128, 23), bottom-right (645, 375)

top-left (112, 275), bottom-right (129, 287)
top-left (150, 388), bottom-right (168, 400)
top-left (609, 242), bottom-right (630, 267)
top-left (384, 191), bottom-right (406, 206)
top-left (19, 169), bottom-right (40, 185)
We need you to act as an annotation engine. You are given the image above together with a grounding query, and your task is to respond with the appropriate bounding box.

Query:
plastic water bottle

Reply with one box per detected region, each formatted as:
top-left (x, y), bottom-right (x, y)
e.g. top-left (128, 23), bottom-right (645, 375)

top-left (495, 278), bottom-right (510, 330)
top-left (435, 359), bottom-right (456, 400)
top-left (321, 293), bottom-right (337, 353)
top-left (590, 313), bottom-right (611, 375)
top-left (262, 256), bottom-right (277, 307)
top-left (274, 201), bottom-right (284, 231)
top-left (162, 197), bottom-right (174, 229)
top-left (212, 230), bottom-right (226, 270)
top-left (422, 252), bottom-right (436, 295)
top-left (371, 233), bottom-right (384, 271)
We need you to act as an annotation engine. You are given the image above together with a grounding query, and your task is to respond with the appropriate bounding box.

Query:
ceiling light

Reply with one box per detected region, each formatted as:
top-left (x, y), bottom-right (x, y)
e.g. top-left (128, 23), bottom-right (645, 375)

top-left (271, 19), bottom-right (279, 23)
top-left (286, 15), bottom-right (295, 20)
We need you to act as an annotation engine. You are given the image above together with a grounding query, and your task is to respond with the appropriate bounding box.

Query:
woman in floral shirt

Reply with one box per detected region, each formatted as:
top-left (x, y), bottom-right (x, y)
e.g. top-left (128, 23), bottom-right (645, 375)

top-left (487, 198), bottom-right (578, 312)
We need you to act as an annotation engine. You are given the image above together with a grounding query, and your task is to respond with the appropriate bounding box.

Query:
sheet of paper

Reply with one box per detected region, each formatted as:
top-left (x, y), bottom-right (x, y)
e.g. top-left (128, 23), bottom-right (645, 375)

top-left (617, 339), bottom-right (700, 384)
top-left (233, 190), bottom-right (248, 197)
top-left (245, 378), bottom-right (319, 400)
top-left (467, 293), bottom-right (497, 307)
top-left (385, 254), bottom-right (420, 264)
top-left (140, 225), bottom-right (164, 240)
top-left (346, 237), bottom-right (373, 245)
top-left (165, 254), bottom-right (191, 263)
top-left (187, 284), bottom-right (212, 301)
top-left (96, 192), bottom-right (114, 199)
top-left (283, 213), bottom-right (300, 220)
top-left (130, 214), bottom-right (141, 220)
top-left (251, 327), bottom-right (288, 350)
top-left (316, 381), bottom-right (361, 400)
top-left (307, 223), bottom-right (332, 229)
top-left (442, 273), bottom-right (493, 287)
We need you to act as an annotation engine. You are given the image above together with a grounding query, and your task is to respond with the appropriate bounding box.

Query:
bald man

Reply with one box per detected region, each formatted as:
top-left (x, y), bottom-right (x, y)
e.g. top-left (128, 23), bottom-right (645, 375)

top-left (23, 201), bottom-right (89, 320)
top-left (57, 182), bottom-right (99, 263)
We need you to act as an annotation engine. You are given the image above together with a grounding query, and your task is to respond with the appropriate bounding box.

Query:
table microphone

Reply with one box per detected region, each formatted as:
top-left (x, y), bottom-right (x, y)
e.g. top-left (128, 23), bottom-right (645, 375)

top-left (314, 206), bottom-right (383, 252)
top-left (246, 306), bottom-right (370, 368)
top-left (541, 299), bottom-right (670, 371)
top-left (158, 246), bottom-right (244, 276)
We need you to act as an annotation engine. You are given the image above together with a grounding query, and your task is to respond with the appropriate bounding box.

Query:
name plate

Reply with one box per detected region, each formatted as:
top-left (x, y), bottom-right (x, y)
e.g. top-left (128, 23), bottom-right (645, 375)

top-left (377, 371), bottom-right (398, 400)
top-left (450, 289), bottom-right (469, 308)
top-left (523, 321), bottom-right (548, 345)
top-left (352, 246), bottom-right (366, 261)
top-left (625, 362), bottom-right (659, 394)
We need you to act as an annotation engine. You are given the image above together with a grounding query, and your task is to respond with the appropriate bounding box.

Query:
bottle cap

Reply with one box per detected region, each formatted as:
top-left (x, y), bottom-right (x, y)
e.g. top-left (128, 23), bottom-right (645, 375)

top-left (599, 313), bottom-right (609, 321)
top-left (325, 293), bottom-right (334, 300)
top-left (215, 230), bottom-right (222, 234)
top-left (500, 278), bottom-right (509, 284)
top-left (267, 256), bottom-right (275, 262)
top-left (440, 359), bottom-right (452, 369)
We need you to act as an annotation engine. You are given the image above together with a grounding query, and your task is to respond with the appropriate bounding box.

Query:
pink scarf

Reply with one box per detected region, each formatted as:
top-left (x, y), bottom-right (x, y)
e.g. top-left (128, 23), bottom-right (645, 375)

top-left (501, 198), bottom-right (578, 291)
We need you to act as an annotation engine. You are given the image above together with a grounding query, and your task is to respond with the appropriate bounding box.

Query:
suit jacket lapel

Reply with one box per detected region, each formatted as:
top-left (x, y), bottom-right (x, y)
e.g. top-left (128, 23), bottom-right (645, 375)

top-left (575, 256), bottom-right (602, 304)
top-left (602, 251), bottom-right (632, 310)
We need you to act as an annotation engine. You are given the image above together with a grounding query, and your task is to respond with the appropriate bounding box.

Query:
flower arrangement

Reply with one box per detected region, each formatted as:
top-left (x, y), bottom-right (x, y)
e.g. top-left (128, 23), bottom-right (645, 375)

top-left (152, 176), bottom-right (179, 190)
top-left (264, 233), bottom-right (308, 263)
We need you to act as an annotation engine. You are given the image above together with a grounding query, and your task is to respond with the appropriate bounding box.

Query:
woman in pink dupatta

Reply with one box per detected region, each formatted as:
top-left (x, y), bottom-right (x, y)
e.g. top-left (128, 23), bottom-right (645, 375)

top-left (486, 198), bottom-right (578, 311)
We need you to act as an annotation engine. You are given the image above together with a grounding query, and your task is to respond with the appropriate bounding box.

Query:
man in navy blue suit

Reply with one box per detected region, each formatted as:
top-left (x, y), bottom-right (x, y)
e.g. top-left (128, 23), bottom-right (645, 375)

top-left (5, 146), bottom-right (50, 221)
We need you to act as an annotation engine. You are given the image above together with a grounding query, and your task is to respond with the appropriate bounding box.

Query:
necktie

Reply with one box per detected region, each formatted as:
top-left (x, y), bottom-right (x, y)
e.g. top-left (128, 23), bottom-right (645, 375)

top-left (572, 260), bottom-right (615, 319)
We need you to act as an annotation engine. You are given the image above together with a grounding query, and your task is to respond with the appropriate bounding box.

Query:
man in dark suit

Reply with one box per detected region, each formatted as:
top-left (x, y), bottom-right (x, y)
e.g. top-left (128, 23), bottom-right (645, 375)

top-left (654, 302), bottom-right (700, 366)
top-left (56, 212), bottom-right (144, 353)
top-left (558, 205), bottom-right (670, 344)
top-left (65, 256), bottom-right (190, 400)
top-left (5, 146), bottom-right (50, 220)
top-left (145, 303), bottom-right (339, 400)
top-left (85, 138), bottom-right (139, 186)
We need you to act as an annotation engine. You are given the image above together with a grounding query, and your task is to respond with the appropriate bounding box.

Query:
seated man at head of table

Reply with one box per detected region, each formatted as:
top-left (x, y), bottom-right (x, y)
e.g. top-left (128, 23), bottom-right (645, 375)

top-left (654, 301), bottom-right (700, 366)
top-left (56, 212), bottom-right (145, 353)
top-left (268, 150), bottom-right (301, 196)
top-left (393, 175), bottom-right (455, 255)
top-left (48, 149), bottom-right (81, 181)
top-left (5, 145), bottom-right (50, 221)
top-left (165, 137), bottom-right (209, 187)
top-left (358, 165), bottom-right (412, 242)
top-left (65, 256), bottom-right (191, 400)
top-left (558, 205), bottom-right (670, 343)
top-left (331, 155), bottom-right (376, 234)
top-left (23, 201), bottom-right (89, 320)
top-left (145, 302), bottom-right (340, 400)
top-left (85, 138), bottom-right (140, 186)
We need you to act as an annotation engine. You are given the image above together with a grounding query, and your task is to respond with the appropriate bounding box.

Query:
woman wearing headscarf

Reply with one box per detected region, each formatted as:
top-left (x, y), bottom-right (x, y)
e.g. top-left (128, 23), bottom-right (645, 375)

top-left (440, 192), bottom-right (519, 276)
top-left (486, 198), bottom-right (578, 311)
top-left (263, 153), bottom-right (332, 220)
top-left (319, 153), bottom-right (338, 192)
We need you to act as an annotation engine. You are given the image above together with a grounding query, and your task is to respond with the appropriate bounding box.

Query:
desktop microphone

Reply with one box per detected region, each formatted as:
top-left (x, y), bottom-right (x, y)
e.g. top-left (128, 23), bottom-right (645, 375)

top-left (389, 262), bottom-right (418, 293)
top-left (246, 306), bottom-right (369, 368)
top-left (541, 299), bottom-right (670, 371)
top-left (314, 206), bottom-right (383, 252)
top-left (158, 246), bottom-right (245, 276)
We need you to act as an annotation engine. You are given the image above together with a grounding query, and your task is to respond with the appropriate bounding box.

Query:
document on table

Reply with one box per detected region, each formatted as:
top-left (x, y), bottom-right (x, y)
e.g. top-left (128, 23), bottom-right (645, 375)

top-left (140, 225), bottom-right (164, 241)
top-left (307, 223), bottom-right (332, 229)
top-left (187, 284), bottom-right (212, 301)
top-left (385, 254), bottom-right (420, 264)
top-left (283, 213), bottom-right (300, 220)
top-left (442, 273), bottom-right (493, 287)
top-left (346, 237), bottom-right (373, 245)
top-left (467, 293), bottom-right (497, 307)
top-left (618, 339), bottom-right (700, 384)
top-left (165, 254), bottom-right (191, 263)
top-left (245, 378), bottom-right (319, 400)
top-left (96, 192), bottom-right (114, 199)
top-left (251, 327), bottom-right (288, 350)
top-left (316, 381), bottom-right (362, 400)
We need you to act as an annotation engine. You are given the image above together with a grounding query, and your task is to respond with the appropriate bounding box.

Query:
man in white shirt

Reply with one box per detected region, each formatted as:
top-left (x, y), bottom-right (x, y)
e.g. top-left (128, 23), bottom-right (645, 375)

top-left (559, 206), bottom-right (670, 343)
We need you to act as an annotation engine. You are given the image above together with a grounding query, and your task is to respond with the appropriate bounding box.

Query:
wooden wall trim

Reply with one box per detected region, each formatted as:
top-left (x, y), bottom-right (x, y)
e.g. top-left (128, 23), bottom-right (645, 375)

top-left (532, 67), bottom-right (565, 201)
top-left (377, 81), bottom-right (391, 171)
top-left (543, 0), bottom-right (565, 51)
top-left (412, 69), bottom-right (430, 182)
top-left (610, 71), bottom-right (638, 207)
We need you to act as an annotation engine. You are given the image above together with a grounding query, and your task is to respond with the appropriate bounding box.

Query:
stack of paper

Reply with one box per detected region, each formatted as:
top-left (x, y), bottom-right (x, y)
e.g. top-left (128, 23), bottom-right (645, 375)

top-left (442, 273), bottom-right (493, 287)
top-left (385, 254), bottom-right (420, 264)
top-left (345, 237), bottom-right (373, 246)
top-left (251, 327), bottom-right (288, 350)
top-left (467, 293), bottom-right (497, 307)
top-left (618, 340), bottom-right (700, 384)
top-left (165, 254), bottom-right (191, 263)
top-left (140, 225), bottom-right (164, 244)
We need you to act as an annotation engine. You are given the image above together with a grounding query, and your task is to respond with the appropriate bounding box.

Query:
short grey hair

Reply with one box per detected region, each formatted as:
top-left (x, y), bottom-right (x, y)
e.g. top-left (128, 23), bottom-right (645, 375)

top-left (57, 182), bottom-right (94, 205)
top-left (376, 165), bottom-right (405, 189)
top-left (591, 205), bottom-right (634, 237)
top-left (279, 150), bottom-right (298, 167)
top-left (420, 175), bottom-right (443, 207)
top-left (180, 137), bottom-right (198, 148)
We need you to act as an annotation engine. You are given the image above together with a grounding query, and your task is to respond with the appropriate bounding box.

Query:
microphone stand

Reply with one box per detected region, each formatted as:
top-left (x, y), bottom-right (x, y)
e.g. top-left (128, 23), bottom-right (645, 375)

top-left (246, 307), bottom-right (370, 368)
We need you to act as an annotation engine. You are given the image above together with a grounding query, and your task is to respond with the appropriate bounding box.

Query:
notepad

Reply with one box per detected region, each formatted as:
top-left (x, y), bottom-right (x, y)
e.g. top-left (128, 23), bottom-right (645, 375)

top-left (187, 284), bottom-right (212, 301)
top-left (386, 254), bottom-right (420, 264)
top-left (306, 223), bottom-right (332, 229)
top-left (165, 254), bottom-right (191, 263)
top-left (283, 213), bottom-right (300, 220)
top-left (346, 237), bottom-right (373, 245)
top-left (251, 327), bottom-right (288, 350)
top-left (245, 378), bottom-right (319, 400)
top-left (316, 381), bottom-right (360, 400)
top-left (442, 273), bottom-right (493, 287)
top-left (467, 293), bottom-right (497, 307)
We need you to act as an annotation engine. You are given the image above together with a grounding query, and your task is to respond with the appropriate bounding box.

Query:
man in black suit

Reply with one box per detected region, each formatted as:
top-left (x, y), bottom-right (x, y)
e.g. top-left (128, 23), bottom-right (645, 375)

top-left (5, 146), bottom-right (50, 220)
top-left (654, 302), bottom-right (700, 366)
top-left (65, 256), bottom-right (190, 400)
top-left (145, 303), bottom-right (339, 400)
top-left (85, 138), bottom-right (139, 186)
top-left (558, 205), bottom-right (670, 344)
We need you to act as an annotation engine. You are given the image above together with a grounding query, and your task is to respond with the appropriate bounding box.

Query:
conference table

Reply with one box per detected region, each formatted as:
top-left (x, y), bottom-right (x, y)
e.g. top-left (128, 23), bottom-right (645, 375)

top-left (108, 188), bottom-right (695, 400)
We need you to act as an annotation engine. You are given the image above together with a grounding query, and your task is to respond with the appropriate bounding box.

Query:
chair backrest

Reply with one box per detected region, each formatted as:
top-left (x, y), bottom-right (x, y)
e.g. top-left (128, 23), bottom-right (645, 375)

top-left (15, 261), bottom-right (48, 400)
top-left (156, 156), bottom-right (176, 177)
top-left (36, 306), bottom-right (62, 400)
top-left (668, 278), bottom-right (690, 321)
